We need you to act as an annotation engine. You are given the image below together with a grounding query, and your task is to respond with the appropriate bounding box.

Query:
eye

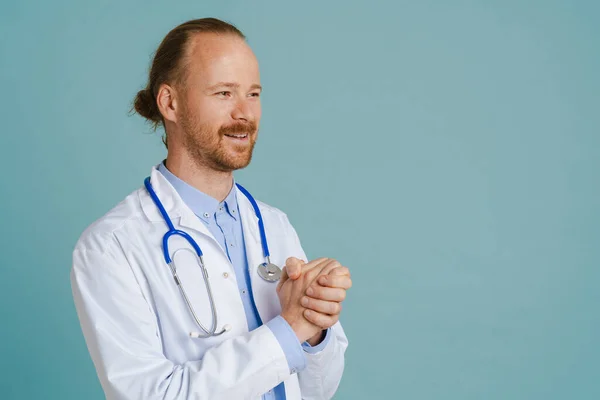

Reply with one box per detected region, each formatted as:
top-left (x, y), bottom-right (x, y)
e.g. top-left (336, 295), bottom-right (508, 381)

top-left (216, 91), bottom-right (231, 97)
top-left (249, 92), bottom-right (261, 98)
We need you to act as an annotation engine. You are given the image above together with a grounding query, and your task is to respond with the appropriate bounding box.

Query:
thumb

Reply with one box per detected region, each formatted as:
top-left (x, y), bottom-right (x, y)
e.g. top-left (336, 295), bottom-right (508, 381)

top-left (285, 257), bottom-right (304, 280)
top-left (276, 270), bottom-right (285, 293)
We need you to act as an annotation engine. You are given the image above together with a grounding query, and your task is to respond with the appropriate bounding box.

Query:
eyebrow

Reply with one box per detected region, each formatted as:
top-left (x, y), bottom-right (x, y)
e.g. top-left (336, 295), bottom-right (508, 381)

top-left (206, 82), bottom-right (262, 91)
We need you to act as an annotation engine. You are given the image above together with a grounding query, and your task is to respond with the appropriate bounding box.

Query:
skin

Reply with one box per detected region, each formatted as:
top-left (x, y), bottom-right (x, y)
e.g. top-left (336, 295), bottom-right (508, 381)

top-left (278, 258), bottom-right (352, 343)
top-left (154, 32), bottom-right (352, 344)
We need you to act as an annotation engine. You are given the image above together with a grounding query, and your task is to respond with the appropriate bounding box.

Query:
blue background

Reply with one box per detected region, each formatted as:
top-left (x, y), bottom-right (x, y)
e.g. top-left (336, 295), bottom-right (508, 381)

top-left (1, 1), bottom-right (598, 399)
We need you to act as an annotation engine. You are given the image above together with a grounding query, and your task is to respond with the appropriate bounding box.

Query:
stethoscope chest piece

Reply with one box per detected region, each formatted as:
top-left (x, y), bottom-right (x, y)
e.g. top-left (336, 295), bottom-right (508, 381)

top-left (257, 262), bottom-right (282, 282)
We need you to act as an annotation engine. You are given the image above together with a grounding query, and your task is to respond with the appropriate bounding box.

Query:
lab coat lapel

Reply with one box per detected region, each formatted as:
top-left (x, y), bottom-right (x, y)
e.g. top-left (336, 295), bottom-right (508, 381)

top-left (144, 165), bottom-right (218, 244)
top-left (177, 206), bottom-right (214, 241)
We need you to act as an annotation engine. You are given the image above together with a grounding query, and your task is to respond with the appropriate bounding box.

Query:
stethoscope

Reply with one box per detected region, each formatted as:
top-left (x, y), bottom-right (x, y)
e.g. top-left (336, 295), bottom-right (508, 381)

top-left (144, 177), bottom-right (283, 338)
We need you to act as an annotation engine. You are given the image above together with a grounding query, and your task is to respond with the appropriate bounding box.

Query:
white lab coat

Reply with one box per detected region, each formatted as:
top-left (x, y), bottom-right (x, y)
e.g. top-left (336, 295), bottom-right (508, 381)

top-left (70, 166), bottom-right (348, 400)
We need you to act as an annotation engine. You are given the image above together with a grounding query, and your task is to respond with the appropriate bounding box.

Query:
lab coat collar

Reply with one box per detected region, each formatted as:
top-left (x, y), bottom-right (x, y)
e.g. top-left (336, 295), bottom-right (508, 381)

top-left (139, 165), bottom-right (261, 246)
top-left (139, 165), bottom-right (212, 239)
top-left (157, 161), bottom-right (239, 223)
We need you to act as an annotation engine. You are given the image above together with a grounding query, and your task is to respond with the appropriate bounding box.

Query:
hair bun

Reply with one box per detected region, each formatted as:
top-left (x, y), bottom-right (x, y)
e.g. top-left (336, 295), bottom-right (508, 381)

top-left (133, 88), bottom-right (160, 123)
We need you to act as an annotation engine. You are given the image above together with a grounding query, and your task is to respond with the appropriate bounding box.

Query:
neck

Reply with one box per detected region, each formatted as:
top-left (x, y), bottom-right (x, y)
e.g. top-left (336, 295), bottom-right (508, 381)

top-left (165, 154), bottom-right (234, 202)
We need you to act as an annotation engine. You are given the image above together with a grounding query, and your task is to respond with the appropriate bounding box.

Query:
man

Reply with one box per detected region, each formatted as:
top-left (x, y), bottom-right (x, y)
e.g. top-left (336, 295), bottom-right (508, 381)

top-left (71, 18), bottom-right (351, 400)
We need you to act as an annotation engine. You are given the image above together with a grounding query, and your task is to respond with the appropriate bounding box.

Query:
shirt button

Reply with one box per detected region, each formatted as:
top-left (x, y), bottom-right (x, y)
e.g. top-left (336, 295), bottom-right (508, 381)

top-left (229, 243), bottom-right (235, 247)
top-left (203, 212), bottom-right (210, 218)
top-left (241, 289), bottom-right (246, 294)
top-left (232, 209), bottom-right (236, 214)
top-left (223, 272), bottom-right (229, 279)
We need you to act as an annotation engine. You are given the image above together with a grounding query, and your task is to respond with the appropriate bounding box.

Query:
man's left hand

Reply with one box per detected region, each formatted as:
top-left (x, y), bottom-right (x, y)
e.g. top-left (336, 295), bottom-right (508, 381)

top-left (281, 257), bottom-right (352, 330)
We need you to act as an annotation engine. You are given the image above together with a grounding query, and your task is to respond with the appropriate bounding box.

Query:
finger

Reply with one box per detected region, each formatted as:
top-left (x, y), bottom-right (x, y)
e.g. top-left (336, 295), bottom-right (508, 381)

top-left (318, 274), bottom-right (352, 290)
top-left (303, 258), bottom-right (333, 281)
top-left (304, 309), bottom-right (339, 330)
top-left (320, 259), bottom-right (342, 276)
top-left (307, 259), bottom-right (341, 281)
top-left (285, 259), bottom-right (303, 280)
top-left (328, 266), bottom-right (350, 277)
top-left (284, 257), bottom-right (306, 280)
top-left (285, 256), bottom-right (304, 265)
top-left (306, 286), bottom-right (347, 302)
top-left (301, 257), bottom-right (329, 272)
top-left (301, 296), bottom-right (342, 315)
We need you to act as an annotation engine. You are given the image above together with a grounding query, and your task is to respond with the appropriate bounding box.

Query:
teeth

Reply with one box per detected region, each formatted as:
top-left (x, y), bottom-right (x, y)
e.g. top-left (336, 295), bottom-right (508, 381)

top-left (226, 134), bottom-right (247, 138)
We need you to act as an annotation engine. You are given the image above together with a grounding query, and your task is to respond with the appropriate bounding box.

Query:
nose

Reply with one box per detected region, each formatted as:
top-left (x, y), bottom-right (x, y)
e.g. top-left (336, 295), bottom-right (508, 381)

top-left (231, 98), bottom-right (254, 122)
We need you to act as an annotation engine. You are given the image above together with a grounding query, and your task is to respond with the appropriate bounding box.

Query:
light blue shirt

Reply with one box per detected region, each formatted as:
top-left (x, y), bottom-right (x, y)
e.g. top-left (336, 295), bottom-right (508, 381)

top-left (158, 162), bottom-right (331, 399)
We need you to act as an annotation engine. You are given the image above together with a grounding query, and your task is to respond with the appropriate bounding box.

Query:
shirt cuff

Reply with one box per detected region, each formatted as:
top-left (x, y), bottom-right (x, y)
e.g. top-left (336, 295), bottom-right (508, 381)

top-left (301, 327), bottom-right (332, 354)
top-left (266, 315), bottom-right (307, 374)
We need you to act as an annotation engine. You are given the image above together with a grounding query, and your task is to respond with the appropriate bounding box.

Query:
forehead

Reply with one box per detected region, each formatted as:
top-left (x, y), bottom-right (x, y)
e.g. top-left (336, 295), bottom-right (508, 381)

top-left (183, 32), bottom-right (259, 86)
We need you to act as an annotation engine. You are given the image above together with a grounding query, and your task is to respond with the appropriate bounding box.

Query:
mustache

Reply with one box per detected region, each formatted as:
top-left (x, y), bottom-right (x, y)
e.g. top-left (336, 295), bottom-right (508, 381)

top-left (219, 121), bottom-right (257, 136)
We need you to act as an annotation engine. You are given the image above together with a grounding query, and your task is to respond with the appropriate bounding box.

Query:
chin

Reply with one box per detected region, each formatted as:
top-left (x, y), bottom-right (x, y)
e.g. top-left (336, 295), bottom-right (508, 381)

top-left (218, 154), bottom-right (253, 171)
top-left (229, 158), bottom-right (253, 171)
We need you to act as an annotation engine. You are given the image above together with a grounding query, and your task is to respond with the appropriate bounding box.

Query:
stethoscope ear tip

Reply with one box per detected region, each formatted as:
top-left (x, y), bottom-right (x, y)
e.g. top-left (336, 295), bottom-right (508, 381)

top-left (223, 324), bottom-right (232, 332)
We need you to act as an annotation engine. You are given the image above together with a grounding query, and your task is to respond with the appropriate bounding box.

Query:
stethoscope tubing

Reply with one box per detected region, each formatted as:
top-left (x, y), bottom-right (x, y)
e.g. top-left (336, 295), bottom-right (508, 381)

top-left (143, 176), bottom-right (273, 338)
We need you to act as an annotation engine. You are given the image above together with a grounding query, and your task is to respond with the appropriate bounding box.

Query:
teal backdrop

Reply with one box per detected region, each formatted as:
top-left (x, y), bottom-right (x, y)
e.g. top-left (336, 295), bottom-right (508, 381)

top-left (1, 1), bottom-right (598, 399)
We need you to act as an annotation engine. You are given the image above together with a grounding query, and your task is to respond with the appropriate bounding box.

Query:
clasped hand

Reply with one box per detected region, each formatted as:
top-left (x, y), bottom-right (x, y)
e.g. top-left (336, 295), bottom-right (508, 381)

top-left (277, 257), bottom-right (352, 344)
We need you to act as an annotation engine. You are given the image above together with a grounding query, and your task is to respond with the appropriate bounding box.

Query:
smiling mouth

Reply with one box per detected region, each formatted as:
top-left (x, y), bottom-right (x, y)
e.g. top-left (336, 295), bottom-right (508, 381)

top-left (224, 133), bottom-right (248, 139)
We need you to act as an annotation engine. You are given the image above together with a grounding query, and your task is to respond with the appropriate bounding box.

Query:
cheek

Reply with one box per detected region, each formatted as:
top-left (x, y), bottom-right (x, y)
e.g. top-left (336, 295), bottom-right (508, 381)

top-left (190, 98), bottom-right (231, 127)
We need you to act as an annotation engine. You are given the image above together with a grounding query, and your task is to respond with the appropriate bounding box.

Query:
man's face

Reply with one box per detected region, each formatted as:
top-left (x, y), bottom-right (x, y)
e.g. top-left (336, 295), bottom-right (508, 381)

top-left (177, 33), bottom-right (262, 172)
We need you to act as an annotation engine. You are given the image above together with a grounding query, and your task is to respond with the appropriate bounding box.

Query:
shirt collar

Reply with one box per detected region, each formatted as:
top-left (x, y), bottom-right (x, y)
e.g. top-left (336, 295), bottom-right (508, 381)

top-left (157, 161), bottom-right (239, 222)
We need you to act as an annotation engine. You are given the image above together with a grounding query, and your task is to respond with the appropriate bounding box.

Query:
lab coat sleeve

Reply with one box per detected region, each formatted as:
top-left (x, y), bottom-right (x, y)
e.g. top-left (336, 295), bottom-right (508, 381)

top-left (283, 217), bottom-right (349, 400)
top-left (71, 244), bottom-right (292, 400)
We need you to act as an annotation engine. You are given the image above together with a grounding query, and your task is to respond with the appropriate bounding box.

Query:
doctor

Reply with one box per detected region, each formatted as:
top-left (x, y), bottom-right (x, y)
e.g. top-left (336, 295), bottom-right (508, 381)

top-left (70, 17), bottom-right (351, 400)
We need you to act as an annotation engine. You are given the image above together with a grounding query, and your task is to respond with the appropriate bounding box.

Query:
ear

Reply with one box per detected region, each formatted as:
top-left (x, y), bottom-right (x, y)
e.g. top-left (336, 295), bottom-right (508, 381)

top-left (156, 83), bottom-right (179, 124)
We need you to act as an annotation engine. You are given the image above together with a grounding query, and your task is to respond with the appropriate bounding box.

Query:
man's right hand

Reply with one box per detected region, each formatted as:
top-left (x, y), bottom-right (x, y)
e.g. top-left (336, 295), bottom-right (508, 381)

top-left (276, 258), bottom-right (342, 343)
